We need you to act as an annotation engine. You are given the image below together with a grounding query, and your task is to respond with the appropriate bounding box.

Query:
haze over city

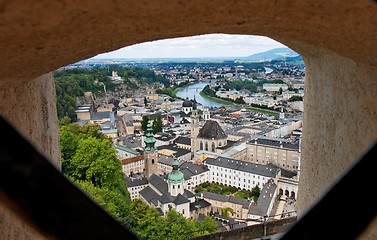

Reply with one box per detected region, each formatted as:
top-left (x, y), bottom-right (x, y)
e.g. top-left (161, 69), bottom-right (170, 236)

top-left (93, 34), bottom-right (287, 59)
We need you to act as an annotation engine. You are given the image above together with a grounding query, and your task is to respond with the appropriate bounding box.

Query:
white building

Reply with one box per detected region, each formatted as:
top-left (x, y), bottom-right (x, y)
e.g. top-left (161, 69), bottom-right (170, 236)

top-left (262, 83), bottom-right (288, 92)
top-left (204, 156), bottom-right (281, 191)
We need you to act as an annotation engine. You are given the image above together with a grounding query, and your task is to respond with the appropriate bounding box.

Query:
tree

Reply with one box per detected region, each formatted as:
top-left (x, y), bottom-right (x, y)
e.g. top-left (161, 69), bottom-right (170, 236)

top-left (152, 115), bottom-right (163, 134)
top-left (60, 123), bottom-right (132, 228)
top-left (251, 185), bottom-right (261, 203)
top-left (144, 96), bottom-right (148, 107)
top-left (70, 137), bottom-right (122, 188)
top-left (141, 115), bottom-right (149, 132)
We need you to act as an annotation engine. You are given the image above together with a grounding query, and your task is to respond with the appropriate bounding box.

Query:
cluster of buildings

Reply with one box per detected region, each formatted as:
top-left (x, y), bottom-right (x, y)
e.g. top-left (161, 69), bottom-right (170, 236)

top-left (73, 64), bottom-right (304, 228)
top-left (111, 99), bottom-right (301, 226)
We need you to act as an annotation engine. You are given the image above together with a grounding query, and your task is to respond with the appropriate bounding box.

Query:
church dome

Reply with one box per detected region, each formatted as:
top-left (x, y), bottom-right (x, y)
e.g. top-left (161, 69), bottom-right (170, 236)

top-left (182, 100), bottom-right (193, 108)
top-left (168, 170), bottom-right (184, 183)
top-left (168, 157), bottom-right (184, 183)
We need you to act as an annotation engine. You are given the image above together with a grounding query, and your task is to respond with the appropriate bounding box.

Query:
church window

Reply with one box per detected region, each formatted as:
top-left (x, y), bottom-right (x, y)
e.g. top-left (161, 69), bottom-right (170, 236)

top-left (219, 142), bottom-right (222, 147)
top-left (205, 142), bottom-right (208, 151)
top-left (173, 185), bottom-right (175, 189)
top-left (211, 142), bottom-right (215, 152)
top-left (152, 159), bottom-right (155, 164)
top-left (200, 141), bottom-right (203, 150)
top-left (178, 185), bottom-right (180, 188)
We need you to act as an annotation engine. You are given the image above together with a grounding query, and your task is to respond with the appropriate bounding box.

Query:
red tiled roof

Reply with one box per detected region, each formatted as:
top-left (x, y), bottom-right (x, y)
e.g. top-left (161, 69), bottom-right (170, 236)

top-left (121, 155), bottom-right (144, 165)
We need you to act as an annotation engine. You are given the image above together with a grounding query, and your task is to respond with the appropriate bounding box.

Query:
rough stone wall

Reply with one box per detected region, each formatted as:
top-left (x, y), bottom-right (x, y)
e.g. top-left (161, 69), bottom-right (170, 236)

top-left (0, 74), bottom-right (59, 239)
top-left (0, 73), bottom-right (60, 168)
top-left (193, 217), bottom-right (297, 240)
top-left (300, 47), bottom-right (377, 212)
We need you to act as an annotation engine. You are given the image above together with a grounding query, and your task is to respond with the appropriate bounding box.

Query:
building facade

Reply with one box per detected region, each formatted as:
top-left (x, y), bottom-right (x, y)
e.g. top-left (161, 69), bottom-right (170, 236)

top-left (246, 138), bottom-right (300, 171)
top-left (204, 156), bottom-right (281, 191)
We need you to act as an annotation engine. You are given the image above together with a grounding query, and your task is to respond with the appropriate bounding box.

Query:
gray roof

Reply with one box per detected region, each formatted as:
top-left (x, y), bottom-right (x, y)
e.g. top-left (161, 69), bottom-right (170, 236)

top-left (139, 186), bottom-right (161, 204)
top-left (179, 162), bottom-right (209, 180)
top-left (248, 181), bottom-right (277, 216)
top-left (140, 174), bottom-right (194, 206)
top-left (174, 194), bottom-right (190, 205)
top-left (250, 137), bottom-right (299, 150)
top-left (189, 199), bottom-right (211, 212)
top-left (197, 120), bottom-right (227, 140)
top-left (149, 174), bottom-right (168, 193)
top-left (204, 156), bottom-right (280, 178)
top-left (125, 177), bottom-right (148, 188)
top-left (157, 144), bottom-right (191, 158)
top-left (91, 111), bottom-right (112, 120)
top-left (174, 136), bottom-right (191, 145)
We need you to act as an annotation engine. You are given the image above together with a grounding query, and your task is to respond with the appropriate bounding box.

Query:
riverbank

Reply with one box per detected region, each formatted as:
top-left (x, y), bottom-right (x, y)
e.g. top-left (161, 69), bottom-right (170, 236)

top-left (176, 82), bottom-right (222, 108)
top-left (199, 90), bottom-right (279, 116)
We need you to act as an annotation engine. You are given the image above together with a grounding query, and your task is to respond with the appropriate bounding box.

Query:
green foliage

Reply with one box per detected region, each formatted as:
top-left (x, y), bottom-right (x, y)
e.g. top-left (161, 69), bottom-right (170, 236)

top-left (61, 123), bottom-right (217, 239)
top-left (202, 85), bottom-right (216, 97)
top-left (141, 115), bottom-right (150, 132)
top-left (152, 115), bottom-right (163, 134)
top-left (60, 123), bottom-right (131, 227)
top-left (288, 95), bottom-right (303, 102)
top-left (128, 200), bottom-right (217, 240)
top-left (156, 87), bottom-right (176, 98)
top-left (251, 185), bottom-right (261, 202)
top-left (221, 207), bottom-right (234, 218)
top-left (74, 180), bottom-right (132, 225)
top-left (54, 66), bottom-right (170, 120)
top-left (195, 182), bottom-right (260, 201)
top-left (70, 136), bottom-right (122, 188)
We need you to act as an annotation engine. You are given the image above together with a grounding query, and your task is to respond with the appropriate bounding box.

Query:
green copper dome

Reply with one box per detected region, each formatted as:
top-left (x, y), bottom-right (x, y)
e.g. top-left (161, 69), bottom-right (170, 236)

top-left (168, 157), bottom-right (184, 183)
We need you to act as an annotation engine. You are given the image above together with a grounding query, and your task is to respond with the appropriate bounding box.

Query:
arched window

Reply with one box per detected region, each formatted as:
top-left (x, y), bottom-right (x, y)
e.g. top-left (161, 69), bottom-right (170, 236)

top-left (219, 142), bottom-right (222, 147)
top-left (212, 142), bottom-right (215, 152)
top-left (200, 141), bottom-right (203, 150)
top-left (205, 142), bottom-right (208, 151)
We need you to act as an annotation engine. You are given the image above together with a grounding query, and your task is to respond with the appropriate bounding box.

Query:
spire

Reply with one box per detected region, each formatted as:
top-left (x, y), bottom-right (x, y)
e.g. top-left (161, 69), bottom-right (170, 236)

top-left (144, 123), bottom-right (156, 152)
top-left (193, 95), bottom-right (197, 110)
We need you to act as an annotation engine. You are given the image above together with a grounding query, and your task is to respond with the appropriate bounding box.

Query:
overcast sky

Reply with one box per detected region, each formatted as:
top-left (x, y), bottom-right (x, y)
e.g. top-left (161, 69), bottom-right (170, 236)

top-left (93, 34), bottom-right (287, 59)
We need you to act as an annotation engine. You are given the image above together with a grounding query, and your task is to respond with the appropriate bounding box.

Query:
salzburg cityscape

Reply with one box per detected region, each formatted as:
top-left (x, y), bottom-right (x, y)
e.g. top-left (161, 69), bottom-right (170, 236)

top-left (57, 34), bottom-right (305, 240)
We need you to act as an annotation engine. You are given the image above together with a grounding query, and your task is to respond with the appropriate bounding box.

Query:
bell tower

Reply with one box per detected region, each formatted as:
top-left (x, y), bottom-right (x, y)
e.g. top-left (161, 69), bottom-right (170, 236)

top-left (191, 97), bottom-right (200, 155)
top-left (168, 157), bottom-right (184, 196)
top-left (144, 123), bottom-right (158, 178)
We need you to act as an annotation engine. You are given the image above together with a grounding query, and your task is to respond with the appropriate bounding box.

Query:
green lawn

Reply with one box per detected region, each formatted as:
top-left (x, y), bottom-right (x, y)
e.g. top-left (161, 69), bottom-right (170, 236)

top-left (195, 182), bottom-right (259, 200)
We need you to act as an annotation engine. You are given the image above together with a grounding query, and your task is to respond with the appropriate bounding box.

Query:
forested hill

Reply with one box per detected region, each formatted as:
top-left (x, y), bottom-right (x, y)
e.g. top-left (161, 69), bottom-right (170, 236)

top-left (54, 66), bottom-right (169, 121)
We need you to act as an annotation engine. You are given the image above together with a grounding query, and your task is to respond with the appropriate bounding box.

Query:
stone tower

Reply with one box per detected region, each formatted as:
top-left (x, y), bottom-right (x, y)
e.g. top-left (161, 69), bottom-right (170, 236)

top-left (144, 123), bottom-right (158, 178)
top-left (168, 157), bottom-right (184, 197)
top-left (191, 98), bottom-right (200, 155)
top-left (202, 108), bottom-right (210, 121)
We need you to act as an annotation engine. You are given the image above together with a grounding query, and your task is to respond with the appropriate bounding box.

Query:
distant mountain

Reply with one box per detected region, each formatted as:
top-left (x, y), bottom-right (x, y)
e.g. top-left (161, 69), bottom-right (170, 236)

top-left (243, 47), bottom-right (299, 61)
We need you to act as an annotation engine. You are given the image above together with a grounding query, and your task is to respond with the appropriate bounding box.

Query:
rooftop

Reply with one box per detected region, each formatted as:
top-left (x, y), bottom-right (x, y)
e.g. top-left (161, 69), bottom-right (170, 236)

top-left (205, 156), bottom-right (280, 178)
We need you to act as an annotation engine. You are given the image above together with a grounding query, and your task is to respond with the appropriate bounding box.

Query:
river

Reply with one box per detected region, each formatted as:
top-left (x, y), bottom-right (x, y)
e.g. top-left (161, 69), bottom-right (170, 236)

top-left (176, 82), bottom-right (222, 108)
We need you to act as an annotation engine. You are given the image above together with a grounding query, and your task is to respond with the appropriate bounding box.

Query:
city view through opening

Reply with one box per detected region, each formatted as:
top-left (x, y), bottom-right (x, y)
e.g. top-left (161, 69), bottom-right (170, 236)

top-left (57, 34), bottom-right (305, 239)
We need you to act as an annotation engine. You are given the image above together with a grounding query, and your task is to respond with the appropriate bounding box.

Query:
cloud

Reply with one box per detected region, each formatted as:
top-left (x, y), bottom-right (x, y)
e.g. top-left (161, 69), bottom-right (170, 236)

top-left (93, 34), bottom-right (287, 59)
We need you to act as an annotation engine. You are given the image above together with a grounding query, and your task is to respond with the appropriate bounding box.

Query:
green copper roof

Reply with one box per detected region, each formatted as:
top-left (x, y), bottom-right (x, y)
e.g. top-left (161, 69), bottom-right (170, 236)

top-left (168, 157), bottom-right (184, 183)
top-left (144, 122), bottom-right (156, 151)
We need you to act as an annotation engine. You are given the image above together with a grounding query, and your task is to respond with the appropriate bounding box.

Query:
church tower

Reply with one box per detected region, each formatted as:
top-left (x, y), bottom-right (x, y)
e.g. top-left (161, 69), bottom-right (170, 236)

top-left (202, 108), bottom-right (210, 121)
top-left (168, 157), bottom-right (184, 196)
top-left (144, 123), bottom-right (158, 178)
top-left (191, 97), bottom-right (200, 155)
